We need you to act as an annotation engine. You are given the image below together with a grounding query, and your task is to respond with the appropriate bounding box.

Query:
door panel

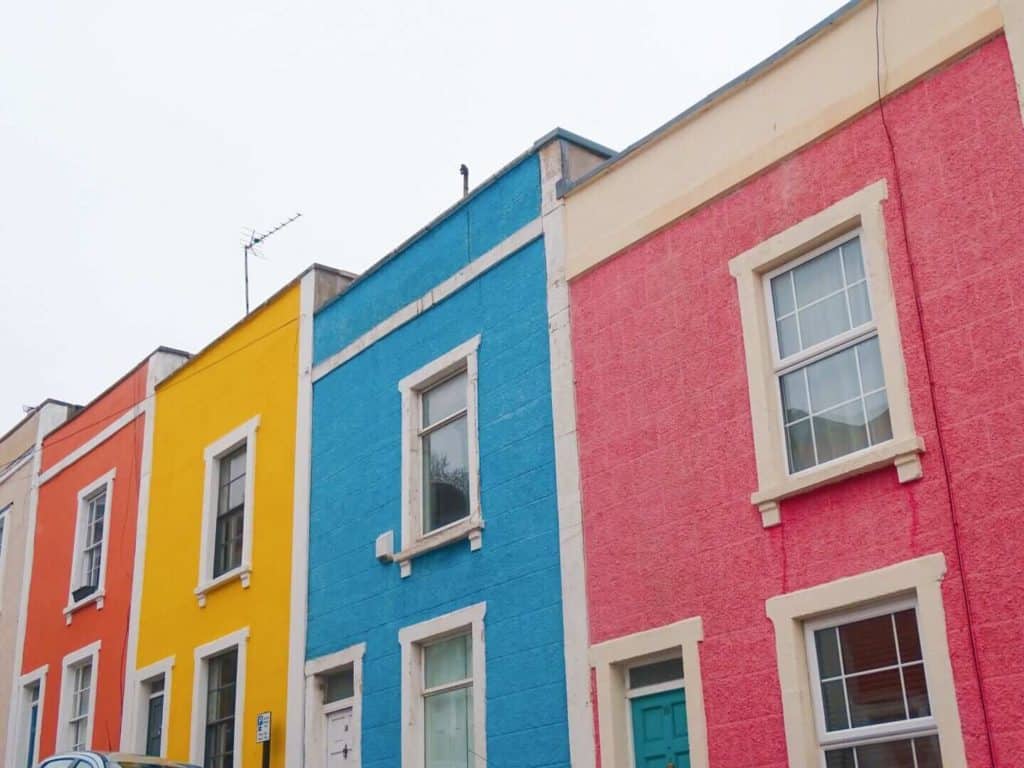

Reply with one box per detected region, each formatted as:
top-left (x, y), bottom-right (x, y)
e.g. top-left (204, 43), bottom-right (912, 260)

top-left (326, 706), bottom-right (355, 768)
top-left (631, 688), bottom-right (690, 768)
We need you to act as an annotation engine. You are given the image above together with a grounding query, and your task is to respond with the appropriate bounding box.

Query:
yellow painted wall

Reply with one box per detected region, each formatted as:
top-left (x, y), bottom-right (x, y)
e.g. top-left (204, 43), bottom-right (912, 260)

top-left (137, 284), bottom-right (300, 766)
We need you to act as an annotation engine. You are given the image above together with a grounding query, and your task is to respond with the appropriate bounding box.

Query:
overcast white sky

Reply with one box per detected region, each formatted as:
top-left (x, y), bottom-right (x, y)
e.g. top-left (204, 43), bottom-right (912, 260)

top-left (1, 0), bottom-right (847, 425)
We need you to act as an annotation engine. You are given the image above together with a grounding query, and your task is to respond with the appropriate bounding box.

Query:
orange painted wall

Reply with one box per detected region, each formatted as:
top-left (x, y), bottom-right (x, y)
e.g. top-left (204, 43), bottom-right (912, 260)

top-left (22, 362), bottom-right (149, 758)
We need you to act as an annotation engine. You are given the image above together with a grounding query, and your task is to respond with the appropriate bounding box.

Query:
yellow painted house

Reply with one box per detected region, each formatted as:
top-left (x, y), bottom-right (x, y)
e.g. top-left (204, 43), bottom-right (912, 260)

top-left (122, 266), bottom-right (351, 767)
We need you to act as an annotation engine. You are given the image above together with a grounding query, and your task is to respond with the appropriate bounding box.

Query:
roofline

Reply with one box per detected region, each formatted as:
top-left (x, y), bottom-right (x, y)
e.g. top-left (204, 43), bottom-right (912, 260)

top-left (314, 128), bottom-right (614, 317)
top-left (559, 0), bottom-right (863, 197)
top-left (0, 397), bottom-right (80, 448)
top-left (43, 346), bottom-right (191, 440)
top-left (156, 263), bottom-right (354, 390)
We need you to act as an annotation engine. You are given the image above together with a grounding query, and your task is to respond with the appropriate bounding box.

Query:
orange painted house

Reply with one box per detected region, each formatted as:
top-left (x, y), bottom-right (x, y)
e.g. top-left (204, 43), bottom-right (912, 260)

top-left (10, 349), bottom-right (187, 765)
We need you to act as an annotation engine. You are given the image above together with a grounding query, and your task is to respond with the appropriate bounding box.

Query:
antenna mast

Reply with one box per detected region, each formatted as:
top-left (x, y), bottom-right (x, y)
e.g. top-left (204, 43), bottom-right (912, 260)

top-left (243, 212), bottom-right (302, 313)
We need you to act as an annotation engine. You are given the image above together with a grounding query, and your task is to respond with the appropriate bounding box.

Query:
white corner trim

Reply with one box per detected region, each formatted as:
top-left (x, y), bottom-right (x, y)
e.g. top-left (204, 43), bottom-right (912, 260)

top-left (190, 627), bottom-right (250, 765)
top-left (64, 468), bottom-right (117, 622)
top-left (130, 656), bottom-right (175, 756)
top-left (590, 617), bottom-right (708, 768)
top-left (312, 218), bottom-right (542, 382)
top-left (728, 179), bottom-right (923, 525)
top-left (121, 357), bottom-right (166, 748)
top-left (765, 553), bottom-right (966, 768)
top-left (396, 336), bottom-right (482, 578)
top-left (287, 269), bottom-right (318, 768)
top-left (56, 640), bottom-right (102, 752)
top-left (304, 643), bottom-right (367, 768)
top-left (38, 404), bottom-right (145, 485)
top-left (537, 138), bottom-right (596, 768)
top-left (195, 416), bottom-right (260, 601)
top-left (5, 401), bottom-right (71, 768)
top-left (400, 603), bottom-right (487, 768)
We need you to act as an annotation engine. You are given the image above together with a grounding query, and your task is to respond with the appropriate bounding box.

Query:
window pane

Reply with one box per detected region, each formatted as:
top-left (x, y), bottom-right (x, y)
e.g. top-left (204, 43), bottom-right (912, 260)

top-left (424, 686), bottom-right (472, 768)
top-left (776, 315), bottom-right (800, 358)
top-left (422, 416), bottom-right (469, 533)
top-left (848, 282), bottom-right (872, 326)
top-left (798, 292), bottom-right (851, 349)
top-left (226, 476), bottom-right (245, 512)
top-left (423, 372), bottom-right (467, 427)
top-left (323, 669), bottom-right (354, 703)
top-left (814, 627), bottom-right (842, 679)
top-left (785, 419), bottom-right (816, 473)
top-left (825, 748), bottom-right (856, 768)
top-left (425, 634), bottom-right (471, 689)
top-left (849, 738), bottom-right (917, 768)
top-left (770, 271), bottom-right (796, 318)
top-left (841, 238), bottom-right (866, 283)
top-left (856, 336), bottom-right (885, 392)
top-left (813, 401), bottom-right (870, 463)
top-left (806, 346), bottom-right (861, 412)
top-left (865, 391), bottom-right (893, 444)
top-left (628, 657), bottom-right (683, 689)
top-left (780, 370), bottom-right (809, 423)
top-left (903, 663), bottom-right (931, 718)
top-left (793, 247), bottom-right (844, 307)
top-left (847, 668), bottom-right (907, 727)
top-left (839, 614), bottom-right (898, 673)
top-left (214, 509), bottom-right (244, 577)
top-left (821, 679), bottom-right (849, 731)
top-left (894, 610), bottom-right (922, 662)
top-left (914, 735), bottom-right (942, 768)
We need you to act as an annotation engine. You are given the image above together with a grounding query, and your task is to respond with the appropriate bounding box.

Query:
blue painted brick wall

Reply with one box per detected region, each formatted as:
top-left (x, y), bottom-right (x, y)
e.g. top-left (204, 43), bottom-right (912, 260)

top-left (309, 155), bottom-right (570, 768)
top-left (313, 155), bottom-right (542, 364)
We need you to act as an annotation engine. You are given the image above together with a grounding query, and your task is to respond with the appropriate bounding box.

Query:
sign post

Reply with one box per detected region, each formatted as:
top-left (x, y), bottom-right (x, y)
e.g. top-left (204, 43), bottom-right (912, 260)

top-left (256, 711), bottom-right (272, 768)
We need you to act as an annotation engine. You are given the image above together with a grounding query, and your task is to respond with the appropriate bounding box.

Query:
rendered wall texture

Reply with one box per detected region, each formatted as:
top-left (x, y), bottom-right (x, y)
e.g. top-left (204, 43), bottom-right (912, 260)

top-left (569, 36), bottom-right (1024, 767)
top-left (22, 367), bottom-right (149, 757)
top-left (135, 285), bottom-right (300, 766)
top-left (309, 153), bottom-right (573, 766)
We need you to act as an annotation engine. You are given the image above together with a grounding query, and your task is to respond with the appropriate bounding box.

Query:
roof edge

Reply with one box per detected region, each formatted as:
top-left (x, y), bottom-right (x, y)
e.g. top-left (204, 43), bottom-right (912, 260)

top-left (315, 128), bottom-right (611, 316)
top-left (559, 0), bottom-right (863, 197)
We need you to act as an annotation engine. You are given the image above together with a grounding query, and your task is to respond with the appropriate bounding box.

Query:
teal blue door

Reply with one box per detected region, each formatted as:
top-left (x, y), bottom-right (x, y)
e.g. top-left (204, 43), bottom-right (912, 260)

top-left (630, 688), bottom-right (690, 768)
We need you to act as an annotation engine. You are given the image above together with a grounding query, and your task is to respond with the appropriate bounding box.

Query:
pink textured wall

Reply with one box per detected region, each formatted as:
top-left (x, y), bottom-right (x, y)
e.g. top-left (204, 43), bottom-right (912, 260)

top-left (570, 36), bottom-right (1024, 767)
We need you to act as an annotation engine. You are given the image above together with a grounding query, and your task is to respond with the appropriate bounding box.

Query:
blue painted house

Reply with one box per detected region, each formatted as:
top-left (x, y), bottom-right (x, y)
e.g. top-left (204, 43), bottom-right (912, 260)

top-left (298, 130), bottom-right (610, 768)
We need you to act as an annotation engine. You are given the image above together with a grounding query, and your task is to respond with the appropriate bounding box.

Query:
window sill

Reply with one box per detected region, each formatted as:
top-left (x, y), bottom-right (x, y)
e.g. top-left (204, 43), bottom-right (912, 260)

top-left (751, 435), bottom-right (925, 527)
top-left (194, 565), bottom-right (252, 607)
top-left (63, 590), bottom-right (105, 625)
top-left (393, 517), bottom-right (484, 578)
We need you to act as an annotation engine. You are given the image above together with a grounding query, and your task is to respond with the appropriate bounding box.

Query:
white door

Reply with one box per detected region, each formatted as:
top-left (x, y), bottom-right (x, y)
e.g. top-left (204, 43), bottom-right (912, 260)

top-left (326, 706), bottom-right (355, 767)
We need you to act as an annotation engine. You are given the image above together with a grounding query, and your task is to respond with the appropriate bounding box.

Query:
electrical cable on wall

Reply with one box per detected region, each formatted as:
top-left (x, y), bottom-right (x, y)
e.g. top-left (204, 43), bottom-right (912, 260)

top-left (873, 2), bottom-right (997, 764)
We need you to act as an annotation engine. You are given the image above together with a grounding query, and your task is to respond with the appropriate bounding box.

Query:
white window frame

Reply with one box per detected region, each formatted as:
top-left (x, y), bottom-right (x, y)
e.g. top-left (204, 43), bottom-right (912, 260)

top-left (729, 180), bottom-right (923, 527)
top-left (195, 417), bottom-right (259, 606)
top-left (589, 616), bottom-right (708, 768)
top-left (132, 656), bottom-right (174, 757)
top-left (766, 553), bottom-right (967, 768)
top-left (14, 665), bottom-right (47, 768)
top-left (804, 597), bottom-right (938, 760)
top-left (64, 469), bottom-right (116, 622)
top-left (189, 627), bottom-right (249, 766)
top-left (304, 643), bottom-right (365, 768)
top-left (395, 337), bottom-right (483, 577)
top-left (399, 602), bottom-right (486, 768)
top-left (56, 640), bottom-right (101, 752)
top-left (0, 503), bottom-right (10, 612)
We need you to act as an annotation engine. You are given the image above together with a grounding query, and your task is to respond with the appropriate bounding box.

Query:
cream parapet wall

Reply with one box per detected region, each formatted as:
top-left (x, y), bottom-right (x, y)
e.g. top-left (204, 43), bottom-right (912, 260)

top-left (562, 0), bottom-right (1024, 280)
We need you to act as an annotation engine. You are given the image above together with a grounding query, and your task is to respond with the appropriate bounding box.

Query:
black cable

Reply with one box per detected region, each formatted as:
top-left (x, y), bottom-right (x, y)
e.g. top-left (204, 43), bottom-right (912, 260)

top-left (874, 3), bottom-right (997, 764)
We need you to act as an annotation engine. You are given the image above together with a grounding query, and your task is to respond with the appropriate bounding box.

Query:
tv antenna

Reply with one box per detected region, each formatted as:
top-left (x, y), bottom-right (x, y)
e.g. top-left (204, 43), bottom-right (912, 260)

top-left (242, 212), bottom-right (302, 313)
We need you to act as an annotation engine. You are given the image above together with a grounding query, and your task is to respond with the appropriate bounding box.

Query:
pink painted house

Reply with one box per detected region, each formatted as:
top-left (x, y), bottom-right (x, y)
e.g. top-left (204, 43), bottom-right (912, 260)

top-left (557, 1), bottom-right (1024, 767)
